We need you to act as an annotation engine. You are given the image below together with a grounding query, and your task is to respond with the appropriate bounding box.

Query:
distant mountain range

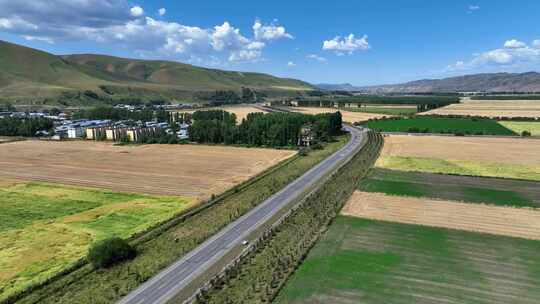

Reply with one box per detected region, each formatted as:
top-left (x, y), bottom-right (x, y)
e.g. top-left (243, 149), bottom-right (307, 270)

top-left (0, 40), bottom-right (313, 105)
top-left (317, 72), bottom-right (540, 93)
top-left (315, 83), bottom-right (361, 91)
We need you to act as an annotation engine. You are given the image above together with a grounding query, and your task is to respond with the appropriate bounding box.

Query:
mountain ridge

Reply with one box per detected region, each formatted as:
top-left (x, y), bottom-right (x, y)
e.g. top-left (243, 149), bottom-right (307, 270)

top-left (316, 72), bottom-right (540, 93)
top-left (0, 40), bottom-right (313, 104)
top-left (359, 72), bottom-right (540, 93)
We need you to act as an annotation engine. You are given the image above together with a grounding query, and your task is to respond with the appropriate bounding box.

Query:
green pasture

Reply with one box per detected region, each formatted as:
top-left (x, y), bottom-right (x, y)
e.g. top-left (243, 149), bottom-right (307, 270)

top-left (276, 216), bottom-right (540, 304)
top-left (0, 182), bottom-right (193, 302)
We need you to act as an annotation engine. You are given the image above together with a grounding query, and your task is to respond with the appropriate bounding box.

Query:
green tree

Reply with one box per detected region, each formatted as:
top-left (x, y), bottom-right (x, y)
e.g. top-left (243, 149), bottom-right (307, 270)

top-left (87, 238), bottom-right (136, 268)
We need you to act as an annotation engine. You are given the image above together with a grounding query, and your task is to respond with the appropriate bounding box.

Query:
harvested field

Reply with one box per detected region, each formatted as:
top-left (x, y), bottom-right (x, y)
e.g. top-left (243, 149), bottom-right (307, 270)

top-left (346, 105), bottom-right (417, 115)
top-left (0, 181), bottom-right (194, 302)
top-left (0, 137), bottom-right (22, 143)
top-left (0, 140), bottom-right (295, 200)
top-left (276, 216), bottom-right (540, 304)
top-left (499, 121), bottom-right (540, 136)
top-left (421, 99), bottom-right (540, 117)
top-left (12, 136), bottom-right (349, 304)
top-left (377, 135), bottom-right (540, 180)
top-left (175, 105), bottom-right (266, 123)
top-left (343, 191), bottom-right (540, 240)
top-left (288, 107), bottom-right (390, 123)
top-left (360, 169), bottom-right (540, 208)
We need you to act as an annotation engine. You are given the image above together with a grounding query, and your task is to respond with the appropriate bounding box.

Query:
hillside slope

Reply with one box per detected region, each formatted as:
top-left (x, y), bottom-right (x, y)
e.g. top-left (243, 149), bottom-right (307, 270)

top-left (360, 72), bottom-right (540, 93)
top-left (0, 40), bottom-right (313, 104)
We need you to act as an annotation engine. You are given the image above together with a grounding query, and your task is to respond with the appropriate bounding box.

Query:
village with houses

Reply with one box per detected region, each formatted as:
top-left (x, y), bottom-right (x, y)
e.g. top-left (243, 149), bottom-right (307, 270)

top-left (0, 103), bottom-right (194, 143)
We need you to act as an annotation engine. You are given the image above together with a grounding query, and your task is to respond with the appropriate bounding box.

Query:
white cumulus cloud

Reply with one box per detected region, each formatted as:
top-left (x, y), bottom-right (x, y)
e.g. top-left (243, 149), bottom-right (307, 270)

top-left (287, 61), bottom-right (296, 67)
top-left (130, 6), bottom-right (144, 17)
top-left (253, 20), bottom-right (293, 41)
top-left (306, 54), bottom-right (327, 63)
top-left (322, 34), bottom-right (370, 55)
top-left (0, 16), bottom-right (38, 31)
top-left (504, 39), bottom-right (526, 49)
top-left (0, 1), bottom-right (290, 64)
top-left (445, 39), bottom-right (540, 72)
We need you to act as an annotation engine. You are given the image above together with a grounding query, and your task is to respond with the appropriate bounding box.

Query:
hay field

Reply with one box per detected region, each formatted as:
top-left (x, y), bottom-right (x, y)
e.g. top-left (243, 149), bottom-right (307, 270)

top-left (288, 107), bottom-right (390, 123)
top-left (422, 99), bottom-right (540, 117)
top-left (377, 135), bottom-right (540, 181)
top-left (343, 191), bottom-right (540, 240)
top-left (276, 216), bottom-right (540, 304)
top-left (175, 105), bottom-right (266, 123)
top-left (0, 181), bottom-right (195, 302)
top-left (0, 140), bottom-right (295, 200)
top-left (499, 121), bottom-right (540, 136)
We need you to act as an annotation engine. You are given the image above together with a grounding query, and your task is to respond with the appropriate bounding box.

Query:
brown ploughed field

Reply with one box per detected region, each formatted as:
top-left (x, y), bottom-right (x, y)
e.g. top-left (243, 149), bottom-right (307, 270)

top-left (0, 140), bottom-right (295, 199)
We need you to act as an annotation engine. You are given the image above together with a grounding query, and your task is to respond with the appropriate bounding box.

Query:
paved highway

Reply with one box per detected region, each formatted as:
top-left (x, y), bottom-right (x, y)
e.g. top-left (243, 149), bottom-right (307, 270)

top-left (118, 125), bottom-right (368, 304)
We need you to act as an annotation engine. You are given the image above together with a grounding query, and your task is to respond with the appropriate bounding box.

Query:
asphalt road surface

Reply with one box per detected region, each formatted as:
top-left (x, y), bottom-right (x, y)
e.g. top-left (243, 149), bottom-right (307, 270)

top-left (118, 125), bottom-right (368, 304)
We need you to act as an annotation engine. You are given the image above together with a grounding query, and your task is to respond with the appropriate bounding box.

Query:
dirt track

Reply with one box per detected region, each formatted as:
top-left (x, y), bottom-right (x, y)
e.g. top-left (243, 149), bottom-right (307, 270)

top-left (0, 141), bottom-right (295, 199)
top-left (343, 191), bottom-right (540, 240)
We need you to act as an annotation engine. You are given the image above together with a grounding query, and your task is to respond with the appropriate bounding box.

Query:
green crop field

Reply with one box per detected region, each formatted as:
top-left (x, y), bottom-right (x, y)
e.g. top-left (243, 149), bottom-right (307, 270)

top-left (276, 216), bottom-right (540, 304)
top-left (359, 169), bottom-right (540, 208)
top-left (377, 156), bottom-right (540, 181)
top-left (365, 116), bottom-right (517, 135)
top-left (0, 182), bottom-right (193, 302)
top-left (499, 121), bottom-right (540, 136)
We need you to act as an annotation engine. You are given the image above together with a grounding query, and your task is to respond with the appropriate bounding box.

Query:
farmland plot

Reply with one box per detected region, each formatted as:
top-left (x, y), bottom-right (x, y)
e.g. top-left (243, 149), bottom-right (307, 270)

top-left (421, 99), bottom-right (540, 117)
top-left (364, 116), bottom-right (516, 135)
top-left (360, 169), bottom-right (540, 208)
top-left (377, 135), bottom-right (540, 181)
top-left (287, 107), bottom-right (390, 123)
top-left (175, 105), bottom-right (266, 123)
top-left (499, 121), bottom-right (540, 136)
top-left (277, 216), bottom-right (540, 304)
top-left (0, 140), bottom-right (295, 199)
top-left (343, 191), bottom-right (540, 240)
top-left (0, 181), bottom-right (194, 302)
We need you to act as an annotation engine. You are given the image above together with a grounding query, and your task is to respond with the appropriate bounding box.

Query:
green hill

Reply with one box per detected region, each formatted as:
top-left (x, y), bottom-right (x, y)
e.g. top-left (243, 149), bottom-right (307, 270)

top-left (0, 40), bottom-right (313, 106)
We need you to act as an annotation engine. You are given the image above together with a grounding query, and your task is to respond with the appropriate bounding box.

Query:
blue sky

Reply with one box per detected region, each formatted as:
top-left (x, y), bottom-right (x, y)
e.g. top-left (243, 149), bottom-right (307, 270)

top-left (1, 0), bottom-right (539, 85)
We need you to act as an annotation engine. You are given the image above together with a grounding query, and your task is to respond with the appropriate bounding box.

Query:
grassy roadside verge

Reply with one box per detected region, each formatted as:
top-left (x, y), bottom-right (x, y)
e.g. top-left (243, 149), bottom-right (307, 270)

top-left (196, 131), bottom-right (383, 303)
top-left (11, 136), bottom-right (349, 304)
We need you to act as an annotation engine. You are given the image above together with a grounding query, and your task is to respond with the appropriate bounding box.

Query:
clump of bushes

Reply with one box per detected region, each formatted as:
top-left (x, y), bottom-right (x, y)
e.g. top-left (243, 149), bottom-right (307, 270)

top-left (522, 130), bottom-right (532, 137)
top-left (298, 147), bottom-right (309, 156)
top-left (87, 237), bottom-right (136, 268)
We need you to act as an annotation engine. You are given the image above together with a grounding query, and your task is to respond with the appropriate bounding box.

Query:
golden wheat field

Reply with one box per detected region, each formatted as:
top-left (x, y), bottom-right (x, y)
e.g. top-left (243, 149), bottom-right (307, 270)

top-left (175, 105), bottom-right (266, 123)
top-left (343, 191), bottom-right (540, 240)
top-left (288, 107), bottom-right (390, 123)
top-left (0, 140), bottom-right (296, 200)
top-left (422, 98), bottom-right (540, 117)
